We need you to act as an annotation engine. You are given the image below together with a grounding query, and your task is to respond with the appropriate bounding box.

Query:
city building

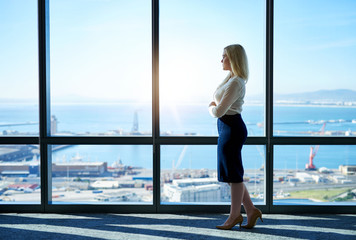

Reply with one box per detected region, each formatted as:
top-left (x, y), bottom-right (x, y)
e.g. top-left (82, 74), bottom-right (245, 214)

top-left (163, 178), bottom-right (222, 202)
top-left (339, 165), bottom-right (356, 176)
top-left (52, 162), bottom-right (107, 177)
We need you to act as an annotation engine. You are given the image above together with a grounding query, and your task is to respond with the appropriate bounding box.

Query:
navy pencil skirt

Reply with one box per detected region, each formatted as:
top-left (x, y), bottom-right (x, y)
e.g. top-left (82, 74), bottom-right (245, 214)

top-left (217, 113), bottom-right (247, 183)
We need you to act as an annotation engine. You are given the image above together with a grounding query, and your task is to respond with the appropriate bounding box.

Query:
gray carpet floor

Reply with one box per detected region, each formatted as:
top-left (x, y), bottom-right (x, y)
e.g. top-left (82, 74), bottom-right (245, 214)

top-left (0, 213), bottom-right (355, 240)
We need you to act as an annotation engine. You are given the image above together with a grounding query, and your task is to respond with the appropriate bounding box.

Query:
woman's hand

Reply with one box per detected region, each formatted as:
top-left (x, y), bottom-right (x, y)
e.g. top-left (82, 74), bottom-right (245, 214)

top-left (209, 101), bottom-right (217, 107)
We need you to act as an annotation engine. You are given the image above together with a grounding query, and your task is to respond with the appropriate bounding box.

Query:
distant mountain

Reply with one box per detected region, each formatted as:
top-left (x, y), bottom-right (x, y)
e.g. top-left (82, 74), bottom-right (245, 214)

top-left (246, 89), bottom-right (356, 103)
top-left (275, 89), bottom-right (356, 102)
top-left (1, 89), bottom-right (356, 105)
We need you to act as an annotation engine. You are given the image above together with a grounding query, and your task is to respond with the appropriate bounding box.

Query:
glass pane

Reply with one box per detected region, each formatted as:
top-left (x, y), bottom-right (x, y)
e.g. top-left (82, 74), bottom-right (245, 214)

top-left (0, 1), bottom-right (38, 136)
top-left (274, 0), bottom-right (356, 136)
top-left (0, 145), bottom-right (40, 204)
top-left (160, 0), bottom-right (266, 136)
top-left (274, 145), bottom-right (356, 205)
top-left (161, 145), bottom-right (265, 204)
top-left (50, 0), bottom-right (152, 136)
top-left (50, 145), bottom-right (152, 204)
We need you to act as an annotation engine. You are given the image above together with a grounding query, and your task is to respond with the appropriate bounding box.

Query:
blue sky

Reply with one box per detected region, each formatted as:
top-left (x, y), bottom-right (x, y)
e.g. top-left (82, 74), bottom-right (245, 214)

top-left (274, 0), bottom-right (356, 94)
top-left (0, 0), bottom-right (38, 100)
top-left (0, 0), bottom-right (355, 102)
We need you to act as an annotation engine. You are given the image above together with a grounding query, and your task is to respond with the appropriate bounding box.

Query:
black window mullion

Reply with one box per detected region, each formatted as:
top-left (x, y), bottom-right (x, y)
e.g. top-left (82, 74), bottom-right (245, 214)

top-left (0, 137), bottom-right (38, 144)
top-left (152, 0), bottom-right (160, 212)
top-left (38, 0), bottom-right (51, 212)
top-left (266, 0), bottom-right (274, 213)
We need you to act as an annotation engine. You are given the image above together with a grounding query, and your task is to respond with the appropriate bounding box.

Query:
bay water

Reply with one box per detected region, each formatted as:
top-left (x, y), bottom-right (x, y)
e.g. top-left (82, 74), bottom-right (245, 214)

top-left (1, 103), bottom-right (355, 170)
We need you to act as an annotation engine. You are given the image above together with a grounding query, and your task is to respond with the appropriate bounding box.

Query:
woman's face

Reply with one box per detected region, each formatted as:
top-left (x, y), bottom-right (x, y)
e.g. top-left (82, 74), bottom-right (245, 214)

top-left (221, 50), bottom-right (232, 71)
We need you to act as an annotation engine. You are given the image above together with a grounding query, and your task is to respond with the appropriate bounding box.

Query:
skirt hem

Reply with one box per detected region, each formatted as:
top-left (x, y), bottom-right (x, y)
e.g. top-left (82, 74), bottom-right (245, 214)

top-left (218, 178), bottom-right (244, 183)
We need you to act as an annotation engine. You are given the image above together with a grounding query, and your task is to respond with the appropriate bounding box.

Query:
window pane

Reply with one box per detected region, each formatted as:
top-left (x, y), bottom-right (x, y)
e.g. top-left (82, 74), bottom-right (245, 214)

top-left (50, 145), bottom-right (152, 204)
top-left (161, 145), bottom-right (265, 204)
top-left (274, 0), bottom-right (356, 136)
top-left (274, 145), bottom-right (356, 205)
top-left (160, 0), bottom-right (265, 136)
top-left (50, 0), bottom-right (152, 136)
top-left (0, 1), bottom-right (38, 136)
top-left (0, 145), bottom-right (40, 204)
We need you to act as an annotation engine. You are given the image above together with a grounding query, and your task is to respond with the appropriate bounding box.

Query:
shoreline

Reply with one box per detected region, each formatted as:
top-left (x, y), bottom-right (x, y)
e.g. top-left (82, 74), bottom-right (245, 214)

top-left (2, 101), bottom-right (356, 108)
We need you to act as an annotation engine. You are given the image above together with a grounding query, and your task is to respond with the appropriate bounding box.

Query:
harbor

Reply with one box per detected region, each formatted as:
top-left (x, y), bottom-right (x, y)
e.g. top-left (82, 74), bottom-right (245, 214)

top-left (1, 106), bottom-right (356, 204)
top-left (1, 157), bottom-right (355, 204)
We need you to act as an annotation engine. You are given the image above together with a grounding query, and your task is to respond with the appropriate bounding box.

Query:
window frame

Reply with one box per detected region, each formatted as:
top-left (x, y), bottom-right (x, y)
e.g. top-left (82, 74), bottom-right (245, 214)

top-left (0, 0), bottom-right (355, 214)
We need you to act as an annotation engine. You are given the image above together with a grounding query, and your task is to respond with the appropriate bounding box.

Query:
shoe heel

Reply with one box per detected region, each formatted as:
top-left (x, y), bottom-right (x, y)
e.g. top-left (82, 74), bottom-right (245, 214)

top-left (259, 216), bottom-right (263, 222)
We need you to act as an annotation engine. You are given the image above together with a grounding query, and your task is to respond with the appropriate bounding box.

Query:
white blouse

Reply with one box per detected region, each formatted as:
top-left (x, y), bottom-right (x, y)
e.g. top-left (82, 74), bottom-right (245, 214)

top-left (209, 76), bottom-right (246, 118)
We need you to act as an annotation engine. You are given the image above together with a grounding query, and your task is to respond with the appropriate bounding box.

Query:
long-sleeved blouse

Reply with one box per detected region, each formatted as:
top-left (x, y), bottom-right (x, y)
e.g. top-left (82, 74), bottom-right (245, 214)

top-left (209, 76), bottom-right (246, 118)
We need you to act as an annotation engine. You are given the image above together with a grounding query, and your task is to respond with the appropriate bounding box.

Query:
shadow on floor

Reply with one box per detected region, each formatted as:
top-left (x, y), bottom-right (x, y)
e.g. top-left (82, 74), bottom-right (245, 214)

top-left (0, 213), bottom-right (355, 240)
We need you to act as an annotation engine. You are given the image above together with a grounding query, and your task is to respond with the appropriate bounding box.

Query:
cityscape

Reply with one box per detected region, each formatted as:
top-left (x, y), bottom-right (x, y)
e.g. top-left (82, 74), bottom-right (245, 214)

top-left (0, 111), bottom-right (355, 205)
top-left (1, 91), bottom-right (356, 204)
top-left (0, 144), bottom-right (355, 204)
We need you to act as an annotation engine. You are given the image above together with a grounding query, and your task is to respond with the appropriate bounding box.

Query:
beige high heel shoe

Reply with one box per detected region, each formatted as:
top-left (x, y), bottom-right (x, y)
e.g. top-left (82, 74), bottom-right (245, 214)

top-left (216, 215), bottom-right (243, 230)
top-left (241, 208), bottom-right (263, 229)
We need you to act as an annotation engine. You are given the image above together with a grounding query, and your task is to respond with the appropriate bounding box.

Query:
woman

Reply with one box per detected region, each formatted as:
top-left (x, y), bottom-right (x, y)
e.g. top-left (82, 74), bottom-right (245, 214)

top-left (209, 44), bottom-right (262, 230)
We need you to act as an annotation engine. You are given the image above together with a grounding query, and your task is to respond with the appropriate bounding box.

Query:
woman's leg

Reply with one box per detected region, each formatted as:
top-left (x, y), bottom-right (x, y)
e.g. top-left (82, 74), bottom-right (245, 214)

top-left (241, 183), bottom-right (258, 221)
top-left (223, 182), bottom-right (244, 225)
top-left (225, 183), bottom-right (258, 224)
top-left (241, 183), bottom-right (264, 229)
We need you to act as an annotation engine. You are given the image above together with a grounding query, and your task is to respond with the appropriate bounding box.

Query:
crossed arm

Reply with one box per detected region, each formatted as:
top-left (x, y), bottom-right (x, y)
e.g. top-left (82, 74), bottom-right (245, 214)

top-left (209, 80), bottom-right (242, 118)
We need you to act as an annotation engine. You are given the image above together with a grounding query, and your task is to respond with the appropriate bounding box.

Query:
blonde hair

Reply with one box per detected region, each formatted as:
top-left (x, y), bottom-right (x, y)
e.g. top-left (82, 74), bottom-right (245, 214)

top-left (224, 44), bottom-right (249, 82)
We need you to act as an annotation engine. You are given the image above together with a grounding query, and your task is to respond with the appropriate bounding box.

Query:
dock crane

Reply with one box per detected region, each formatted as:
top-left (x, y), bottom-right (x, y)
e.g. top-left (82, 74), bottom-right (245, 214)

top-left (305, 123), bottom-right (326, 170)
top-left (171, 145), bottom-right (188, 179)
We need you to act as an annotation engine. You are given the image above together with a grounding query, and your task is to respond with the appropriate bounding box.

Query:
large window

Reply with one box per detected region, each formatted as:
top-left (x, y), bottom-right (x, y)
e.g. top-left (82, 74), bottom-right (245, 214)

top-left (50, 0), bottom-right (152, 136)
top-left (1, 0), bottom-right (355, 213)
top-left (0, 145), bottom-right (40, 204)
top-left (50, 145), bottom-right (152, 204)
top-left (161, 145), bottom-right (265, 204)
top-left (0, 1), bottom-right (40, 205)
top-left (274, 145), bottom-right (356, 205)
top-left (160, 0), bottom-right (266, 136)
top-left (0, 1), bottom-right (38, 136)
top-left (272, 0), bottom-right (356, 208)
top-left (274, 0), bottom-right (356, 137)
